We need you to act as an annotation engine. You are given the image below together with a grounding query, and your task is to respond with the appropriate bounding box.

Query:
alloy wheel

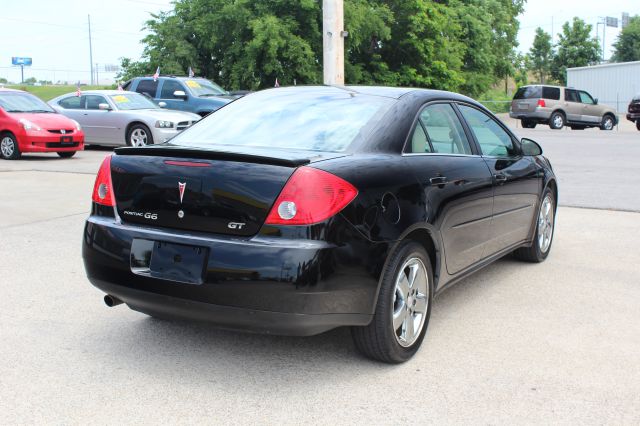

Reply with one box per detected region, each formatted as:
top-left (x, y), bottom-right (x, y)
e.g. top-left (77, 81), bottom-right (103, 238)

top-left (537, 195), bottom-right (554, 253)
top-left (1, 136), bottom-right (15, 157)
top-left (552, 114), bottom-right (564, 129)
top-left (392, 257), bottom-right (429, 347)
top-left (602, 117), bottom-right (614, 130)
top-left (130, 128), bottom-right (148, 147)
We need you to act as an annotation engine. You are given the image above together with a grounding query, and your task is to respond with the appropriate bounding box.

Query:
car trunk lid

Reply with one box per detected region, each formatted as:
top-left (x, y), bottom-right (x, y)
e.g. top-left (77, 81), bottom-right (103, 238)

top-left (110, 145), bottom-right (346, 236)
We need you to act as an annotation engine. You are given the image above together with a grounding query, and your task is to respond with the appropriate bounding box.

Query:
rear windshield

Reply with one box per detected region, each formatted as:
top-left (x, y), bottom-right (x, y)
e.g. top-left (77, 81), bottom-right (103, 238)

top-left (169, 88), bottom-right (395, 152)
top-left (514, 86), bottom-right (541, 100)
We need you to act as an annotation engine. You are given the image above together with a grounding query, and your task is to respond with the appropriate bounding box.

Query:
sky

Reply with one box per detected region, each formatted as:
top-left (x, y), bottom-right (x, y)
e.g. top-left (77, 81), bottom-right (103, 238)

top-left (0, 0), bottom-right (637, 85)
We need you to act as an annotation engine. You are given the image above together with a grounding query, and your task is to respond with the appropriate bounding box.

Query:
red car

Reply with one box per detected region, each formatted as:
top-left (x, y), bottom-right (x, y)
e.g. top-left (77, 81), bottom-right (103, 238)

top-left (0, 88), bottom-right (84, 159)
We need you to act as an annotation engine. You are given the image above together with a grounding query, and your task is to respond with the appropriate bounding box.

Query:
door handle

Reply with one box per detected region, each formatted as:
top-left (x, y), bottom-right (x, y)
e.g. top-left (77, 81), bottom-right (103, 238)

top-left (494, 173), bottom-right (507, 184)
top-left (429, 176), bottom-right (448, 188)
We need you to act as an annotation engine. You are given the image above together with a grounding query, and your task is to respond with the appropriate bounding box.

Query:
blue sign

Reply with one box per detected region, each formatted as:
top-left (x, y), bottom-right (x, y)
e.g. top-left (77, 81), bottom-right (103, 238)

top-left (12, 57), bottom-right (32, 66)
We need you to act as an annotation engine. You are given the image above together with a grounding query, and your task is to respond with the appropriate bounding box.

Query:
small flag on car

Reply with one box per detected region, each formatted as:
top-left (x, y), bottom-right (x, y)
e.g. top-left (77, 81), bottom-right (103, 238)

top-left (153, 66), bottom-right (160, 81)
top-left (274, 78), bottom-right (280, 88)
top-left (76, 82), bottom-right (81, 97)
top-left (188, 67), bottom-right (194, 78)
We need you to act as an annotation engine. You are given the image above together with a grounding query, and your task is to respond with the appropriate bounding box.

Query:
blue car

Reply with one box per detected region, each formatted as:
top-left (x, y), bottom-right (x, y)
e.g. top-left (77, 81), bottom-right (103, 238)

top-left (124, 76), bottom-right (244, 117)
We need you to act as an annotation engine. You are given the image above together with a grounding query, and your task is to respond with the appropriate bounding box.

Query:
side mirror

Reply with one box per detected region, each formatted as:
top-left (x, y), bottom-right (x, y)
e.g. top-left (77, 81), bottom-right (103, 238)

top-left (98, 103), bottom-right (111, 111)
top-left (594, 98), bottom-right (598, 105)
top-left (521, 138), bottom-right (543, 156)
top-left (158, 101), bottom-right (167, 108)
top-left (173, 90), bottom-right (187, 99)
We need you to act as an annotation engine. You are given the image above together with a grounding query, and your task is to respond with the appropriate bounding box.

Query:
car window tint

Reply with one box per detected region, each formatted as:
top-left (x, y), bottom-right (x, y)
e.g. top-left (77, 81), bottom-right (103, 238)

top-left (418, 104), bottom-right (471, 155)
top-left (84, 95), bottom-right (107, 110)
top-left (135, 79), bottom-right (158, 98)
top-left (513, 86), bottom-right (542, 99)
top-left (409, 123), bottom-right (432, 153)
top-left (565, 89), bottom-right (579, 102)
top-left (579, 91), bottom-right (595, 104)
top-left (542, 87), bottom-right (560, 100)
top-left (58, 96), bottom-right (82, 109)
top-left (458, 105), bottom-right (516, 157)
top-left (160, 80), bottom-right (185, 99)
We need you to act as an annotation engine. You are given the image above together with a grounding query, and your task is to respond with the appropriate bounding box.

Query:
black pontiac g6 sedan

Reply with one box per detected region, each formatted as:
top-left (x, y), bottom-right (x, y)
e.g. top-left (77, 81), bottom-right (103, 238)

top-left (83, 86), bottom-right (557, 363)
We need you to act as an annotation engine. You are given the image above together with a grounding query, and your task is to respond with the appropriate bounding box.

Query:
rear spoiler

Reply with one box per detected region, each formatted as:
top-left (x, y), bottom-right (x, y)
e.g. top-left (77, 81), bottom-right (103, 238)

top-left (114, 145), bottom-right (311, 167)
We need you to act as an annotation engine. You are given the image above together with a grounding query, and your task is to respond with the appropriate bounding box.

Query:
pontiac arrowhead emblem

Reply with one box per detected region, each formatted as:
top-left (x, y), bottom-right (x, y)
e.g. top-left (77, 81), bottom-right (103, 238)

top-left (178, 182), bottom-right (186, 204)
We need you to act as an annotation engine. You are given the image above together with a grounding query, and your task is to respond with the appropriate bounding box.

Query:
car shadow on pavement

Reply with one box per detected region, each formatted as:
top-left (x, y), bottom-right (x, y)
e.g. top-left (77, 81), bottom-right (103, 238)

top-left (81, 256), bottom-right (532, 376)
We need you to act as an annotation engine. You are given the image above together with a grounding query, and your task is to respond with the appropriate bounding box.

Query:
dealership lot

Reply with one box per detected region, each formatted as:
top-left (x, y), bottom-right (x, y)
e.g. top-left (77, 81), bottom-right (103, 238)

top-left (1, 129), bottom-right (639, 423)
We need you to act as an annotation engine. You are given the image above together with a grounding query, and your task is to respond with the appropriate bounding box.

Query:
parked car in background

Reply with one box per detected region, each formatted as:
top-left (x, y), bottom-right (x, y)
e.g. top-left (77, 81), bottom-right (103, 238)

top-left (83, 86), bottom-right (557, 363)
top-left (510, 85), bottom-right (618, 130)
top-left (49, 90), bottom-right (200, 147)
top-left (626, 94), bottom-right (640, 131)
top-left (124, 76), bottom-right (245, 117)
top-left (0, 88), bottom-right (84, 160)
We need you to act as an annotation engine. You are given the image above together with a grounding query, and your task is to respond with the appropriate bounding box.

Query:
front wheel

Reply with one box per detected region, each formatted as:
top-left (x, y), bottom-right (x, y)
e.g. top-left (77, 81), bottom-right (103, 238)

top-left (57, 151), bottom-right (76, 158)
top-left (126, 124), bottom-right (154, 147)
top-left (351, 241), bottom-right (433, 363)
top-left (0, 133), bottom-right (21, 160)
top-left (600, 115), bottom-right (615, 131)
top-left (514, 188), bottom-right (556, 263)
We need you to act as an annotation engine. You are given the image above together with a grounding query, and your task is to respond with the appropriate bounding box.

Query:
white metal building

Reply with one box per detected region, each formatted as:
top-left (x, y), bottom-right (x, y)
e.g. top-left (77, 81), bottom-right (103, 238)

top-left (567, 61), bottom-right (640, 113)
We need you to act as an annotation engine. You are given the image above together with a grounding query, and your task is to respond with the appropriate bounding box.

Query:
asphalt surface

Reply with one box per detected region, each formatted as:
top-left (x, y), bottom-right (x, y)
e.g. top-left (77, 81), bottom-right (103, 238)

top-left (1, 129), bottom-right (639, 424)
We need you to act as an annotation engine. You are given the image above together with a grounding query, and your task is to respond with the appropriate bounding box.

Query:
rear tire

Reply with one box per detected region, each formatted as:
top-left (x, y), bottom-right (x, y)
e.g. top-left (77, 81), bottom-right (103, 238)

top-left (549, 112), bottom-right (565, 130)
top-left (521, 120), bottom-right (536, 129)
top-left (0, 132), bottom-right (21, 160)
top-left (126, 123), bottom-right (153, 147)
top-left (514, 187), bottom-right (555, 263)
top-left (351, 241), bottom-right (433, 363)
top-left (600, 114), bottom-right (615, 131)
top-left (57, 151), bottom-right (77, 158)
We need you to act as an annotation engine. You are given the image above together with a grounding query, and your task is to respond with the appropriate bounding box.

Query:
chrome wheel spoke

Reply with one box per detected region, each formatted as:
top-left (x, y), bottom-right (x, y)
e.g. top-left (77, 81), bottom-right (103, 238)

top-left (393, 306), bottom-right (408, 331)
top-left (396, 274), bottom-right (410, 299)
top-left (414, 293), bottom-right (427, 314)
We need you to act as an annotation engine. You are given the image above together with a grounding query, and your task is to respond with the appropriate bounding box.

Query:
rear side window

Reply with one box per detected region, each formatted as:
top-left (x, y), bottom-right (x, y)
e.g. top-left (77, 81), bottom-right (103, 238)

top-left (565, 89), bottom-right (579, 102)
top-left (58, 96), bottom-right (82, 109)
top-left (542, 87), bottom-right (560, 100)
top-left (135, 80), bottom-right (158, 98)
top-left (513, 86), bottom-right (542, 100)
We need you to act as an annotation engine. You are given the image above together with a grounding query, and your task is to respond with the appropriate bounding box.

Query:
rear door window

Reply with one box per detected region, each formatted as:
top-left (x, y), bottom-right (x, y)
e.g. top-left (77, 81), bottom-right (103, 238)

top-left (416, 104), bottom-right (472, 155)
top-left (542, 87), bottom-right (560, 100)
top-left (565, 89), bottom-right (579, 103)
top-left (135, 79), bottom-right (159, 98)
top-left (513, 86), bottom-right (542, 100)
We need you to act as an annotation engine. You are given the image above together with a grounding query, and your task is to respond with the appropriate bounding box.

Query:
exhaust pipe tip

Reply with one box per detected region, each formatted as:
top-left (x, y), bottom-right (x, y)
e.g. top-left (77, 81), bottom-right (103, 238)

top-left (104, 294), bottom-right (123, 307)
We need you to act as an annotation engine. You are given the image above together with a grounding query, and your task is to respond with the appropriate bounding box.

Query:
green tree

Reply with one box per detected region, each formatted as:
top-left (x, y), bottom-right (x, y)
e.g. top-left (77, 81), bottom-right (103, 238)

top-left (611, 16), bottom-right (640, 62)
top-left (551, 18), bottom-right (600, 84)
top-left (120, 0), bottom-right (524, 96)
top-left (529, 27), bottom-right (553, 83)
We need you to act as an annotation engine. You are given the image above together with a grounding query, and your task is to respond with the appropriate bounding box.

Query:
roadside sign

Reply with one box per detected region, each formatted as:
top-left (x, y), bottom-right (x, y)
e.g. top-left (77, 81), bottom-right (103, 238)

top-left (11, 57), bottom-right (33, 66)
top-left (605, 17), bottom-right (618, 28)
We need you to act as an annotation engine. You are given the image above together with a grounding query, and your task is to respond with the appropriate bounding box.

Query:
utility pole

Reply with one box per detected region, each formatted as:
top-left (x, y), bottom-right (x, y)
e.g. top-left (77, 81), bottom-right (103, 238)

top-left (96, 63), bottom-right (99, 85)
top-left (88, 14), bottom-right (94, 85)
top-left (322, 0), bottom-right (345, 85)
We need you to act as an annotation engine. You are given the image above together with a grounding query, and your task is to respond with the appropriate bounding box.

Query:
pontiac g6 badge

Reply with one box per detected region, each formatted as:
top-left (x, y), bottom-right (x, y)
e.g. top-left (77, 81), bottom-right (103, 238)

top-left (178, 182), bottom-right (186, 203)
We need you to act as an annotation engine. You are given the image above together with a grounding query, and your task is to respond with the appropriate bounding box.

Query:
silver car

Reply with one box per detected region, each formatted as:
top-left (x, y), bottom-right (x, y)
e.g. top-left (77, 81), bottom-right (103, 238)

top-left (49, 90), bottom-right (201, 146)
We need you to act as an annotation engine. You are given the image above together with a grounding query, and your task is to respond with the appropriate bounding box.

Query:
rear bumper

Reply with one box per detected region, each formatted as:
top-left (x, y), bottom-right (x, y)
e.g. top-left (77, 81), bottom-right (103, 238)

top-left (627, 113), bottom-right (640, 122)
top-left (509, 110), bottom-right (550, 121)
top-left (82, 216), bottom-right (385, 335)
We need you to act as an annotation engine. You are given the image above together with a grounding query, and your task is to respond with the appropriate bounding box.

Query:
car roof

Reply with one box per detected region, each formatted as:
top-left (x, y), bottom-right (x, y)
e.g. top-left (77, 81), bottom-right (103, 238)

top-left (0, 87), bottom-right (25, 93)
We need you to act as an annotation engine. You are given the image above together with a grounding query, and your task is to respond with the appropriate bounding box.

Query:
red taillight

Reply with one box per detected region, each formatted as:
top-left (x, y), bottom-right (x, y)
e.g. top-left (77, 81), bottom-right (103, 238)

top-left (92, 155), bottom-right (115, 206)
top-left (265, 166), bottom-right (358, 226)
top-left (537, 99), bottom-right (546, 108)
